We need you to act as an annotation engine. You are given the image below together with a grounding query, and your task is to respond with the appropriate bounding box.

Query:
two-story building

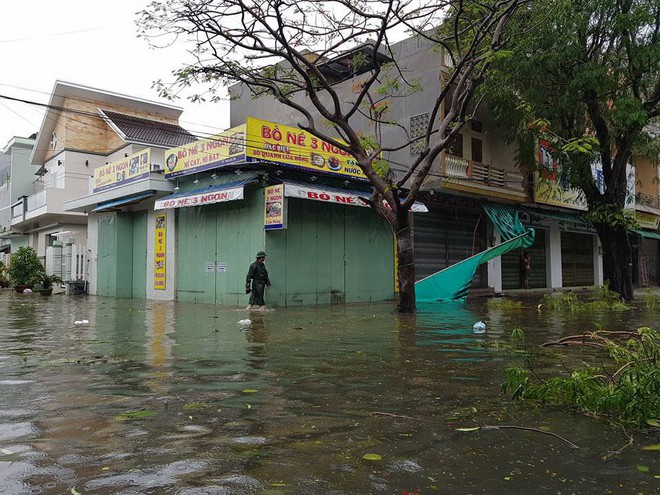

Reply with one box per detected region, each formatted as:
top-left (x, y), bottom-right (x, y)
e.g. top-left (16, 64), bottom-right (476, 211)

top-left (18, 80), bottom-right (195, 288)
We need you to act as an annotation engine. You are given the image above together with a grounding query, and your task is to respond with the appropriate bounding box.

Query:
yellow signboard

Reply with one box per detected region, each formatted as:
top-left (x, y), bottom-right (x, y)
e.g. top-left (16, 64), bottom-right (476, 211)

top-left (637, 212), bottom-right (660, 230)
top-left (264, 184), bottom-right (285, 230)
top-left (245, 117), bottom-right (367, 180)
top-left (164, 124), bottom-right (246, 178)
top-left (93, 149), bottom-right (151, 193)
top-left (154, 213), bottom-right (167, 290)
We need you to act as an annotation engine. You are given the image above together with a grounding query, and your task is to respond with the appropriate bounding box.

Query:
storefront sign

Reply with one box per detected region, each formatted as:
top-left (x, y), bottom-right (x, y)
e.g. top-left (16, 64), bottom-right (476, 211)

top-left (154, 213), bottom-right (167, 290)
top-left (264, 184), bottom-right (286, 230)
top-left (154, 185), bottom-right (245, 210)
top-left (93, 149), bottom-right (151, 193)
top-left (245, 117), bottom-right (367, 180)
top-left (637, 212), bottom-right (660, 230)
top-left (283, 182), bottom-right (428, 212)
top-left (164, 124), bottom-right (247, 178)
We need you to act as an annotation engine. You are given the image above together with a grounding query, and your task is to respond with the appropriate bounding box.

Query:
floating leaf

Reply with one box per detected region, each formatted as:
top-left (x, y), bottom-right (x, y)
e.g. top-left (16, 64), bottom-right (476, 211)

top-left (271, 482), bottom-right (288, 487)
top-left (101, 467), bottom-right (110, 471)
top-left (1, 448), bottom-right (13, 455)
top-left (71, 488), bottom-right (81, 495)
top-left (641, 444), bottom-right (660, 451)
top-left (242, 389), bottom-right (259, 394)
top-left (646, 419), bottom-right (660, 427)
top-left (637, 465), bottom-right (650, 472)
top-left (115, 410), bottom-right (157, 420)
top-left (362, 453), bottom-right (382, 461)
top-left (455, 427), bottom-right (481, 432)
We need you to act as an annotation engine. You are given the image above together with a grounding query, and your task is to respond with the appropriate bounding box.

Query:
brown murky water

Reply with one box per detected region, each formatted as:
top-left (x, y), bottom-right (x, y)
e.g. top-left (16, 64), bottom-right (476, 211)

top-left (0, 291), bottom-right (658, 494)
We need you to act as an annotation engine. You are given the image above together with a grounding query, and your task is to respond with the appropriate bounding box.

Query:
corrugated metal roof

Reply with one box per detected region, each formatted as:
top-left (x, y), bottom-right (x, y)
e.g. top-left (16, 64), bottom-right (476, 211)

top-left (91, 191), bottom-right (156, 212)
top-left (157, 177), bottom-right (258, 201)
top-left (100, 110), bottom-right (197, 148)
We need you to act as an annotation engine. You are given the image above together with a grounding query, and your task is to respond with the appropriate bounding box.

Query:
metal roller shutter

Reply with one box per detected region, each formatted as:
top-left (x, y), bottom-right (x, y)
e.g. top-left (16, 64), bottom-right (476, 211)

top-left (501, 228), bottom-right (547, 289)
top-left (561, 232), bottom-right (594, 287)
top-left (413, 208), bottom-right (487, 288)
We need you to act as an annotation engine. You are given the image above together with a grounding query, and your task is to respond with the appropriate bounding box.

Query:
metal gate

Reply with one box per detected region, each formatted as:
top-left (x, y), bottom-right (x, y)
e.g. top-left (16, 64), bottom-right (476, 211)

top-left (561, 231), bottom-right (595, 287)
top-left (413, 207), bottom-right (487, 287)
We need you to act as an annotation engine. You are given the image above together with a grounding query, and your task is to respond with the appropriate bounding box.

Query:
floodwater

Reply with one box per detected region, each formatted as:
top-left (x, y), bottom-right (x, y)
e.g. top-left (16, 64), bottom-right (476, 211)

top-left (0, 291), bottom-right (658, 495)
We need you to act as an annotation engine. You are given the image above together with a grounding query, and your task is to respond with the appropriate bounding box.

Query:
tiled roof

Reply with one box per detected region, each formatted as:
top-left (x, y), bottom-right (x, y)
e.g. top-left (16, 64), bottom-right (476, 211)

top-left (100, 109), bottom-right (197, 148)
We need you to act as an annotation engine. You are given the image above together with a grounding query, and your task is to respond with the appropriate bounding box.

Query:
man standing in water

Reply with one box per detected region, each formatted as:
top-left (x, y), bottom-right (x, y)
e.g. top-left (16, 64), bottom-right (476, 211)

top-left (245, 251), bottom-right (271, 310)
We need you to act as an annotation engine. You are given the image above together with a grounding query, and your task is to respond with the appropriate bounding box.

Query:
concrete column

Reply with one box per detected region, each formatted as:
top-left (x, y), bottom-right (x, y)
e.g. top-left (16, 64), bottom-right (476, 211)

top-left (487, 230), bottom-right (502, 293)
top-left (594, 235), bottom-right (604, 285)
top-left (546, 223), bottom-right (563, 288)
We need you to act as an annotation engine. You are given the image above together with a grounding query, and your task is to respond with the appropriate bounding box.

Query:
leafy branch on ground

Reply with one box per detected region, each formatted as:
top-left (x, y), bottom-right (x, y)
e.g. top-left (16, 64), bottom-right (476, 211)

top-left (502, 327), bottom-right (660, 428)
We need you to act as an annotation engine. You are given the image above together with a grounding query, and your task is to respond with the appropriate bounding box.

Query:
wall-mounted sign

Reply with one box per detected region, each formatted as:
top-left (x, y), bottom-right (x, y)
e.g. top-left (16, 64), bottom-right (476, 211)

top-left (164, 124), bottom-right (247, 178)
top-left (245, 117), bottom-right (367, 180)
top-left (205, 262), bottom-right (215, 273)
top-left (154, 213), bottom-right (167, 290)
top-left (264, 184), bottom-right (286, 230)
top-left (637, 212), bottom-right (660, 230)
top-left (93, 149), bottom-right (150, 193)
top-left (163, 118), bottom-right (367, 181)
top-left (155, 184), bottom-right (245, 210)
top-left (217, 261), bottom-right (227, 273)
top-left (282, 182), bottom-right (428, 212)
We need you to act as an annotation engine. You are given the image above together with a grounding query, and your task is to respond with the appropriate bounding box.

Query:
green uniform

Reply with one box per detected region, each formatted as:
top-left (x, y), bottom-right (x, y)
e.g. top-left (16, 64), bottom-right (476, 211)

top-left (246, 261), bottom-right (270, 306)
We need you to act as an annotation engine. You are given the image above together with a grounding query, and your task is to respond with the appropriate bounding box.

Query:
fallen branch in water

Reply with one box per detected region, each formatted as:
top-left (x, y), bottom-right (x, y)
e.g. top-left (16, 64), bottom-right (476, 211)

top-left (481, 425), bottom-right (580, 449)
top-left (601, 425), bottom-right (634, 461)
top-left (542, 331), bottom-right (639, 348)
top-left (371, 412), bottom-right (580, 449)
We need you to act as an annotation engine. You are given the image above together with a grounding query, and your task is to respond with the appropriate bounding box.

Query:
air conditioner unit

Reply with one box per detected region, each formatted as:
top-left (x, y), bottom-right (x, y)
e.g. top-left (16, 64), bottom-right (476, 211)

top-left (150, 163), bottom-right (163, 173)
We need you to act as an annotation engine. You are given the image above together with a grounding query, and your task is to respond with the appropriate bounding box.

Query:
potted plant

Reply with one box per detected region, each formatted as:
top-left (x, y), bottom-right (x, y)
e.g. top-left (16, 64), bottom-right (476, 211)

top-left (8, 246), bottom-right (45, 293)
top-left (0, 261), bottom-right (9, 288)
top-left (30, 273), bottom-right (64, 296)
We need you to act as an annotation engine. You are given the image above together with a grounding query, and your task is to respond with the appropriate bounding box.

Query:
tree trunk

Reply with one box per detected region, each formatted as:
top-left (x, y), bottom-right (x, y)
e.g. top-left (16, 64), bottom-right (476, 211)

top-left (593, 222), bottom-right (634, 301)
top-left (395, 212), bottom-right (416, 313)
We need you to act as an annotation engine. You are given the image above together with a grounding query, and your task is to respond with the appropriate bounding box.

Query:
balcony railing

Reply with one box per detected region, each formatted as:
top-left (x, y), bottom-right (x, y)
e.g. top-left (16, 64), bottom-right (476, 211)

top-left (441, 153), bottom-right (526, 193)
top-left (636, 192), bottom-right (659, 209)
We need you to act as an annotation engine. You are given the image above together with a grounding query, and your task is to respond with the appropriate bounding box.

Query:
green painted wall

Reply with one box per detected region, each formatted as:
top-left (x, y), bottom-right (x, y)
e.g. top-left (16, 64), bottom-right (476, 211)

top-left (132, 210), bottom-right (148, 299)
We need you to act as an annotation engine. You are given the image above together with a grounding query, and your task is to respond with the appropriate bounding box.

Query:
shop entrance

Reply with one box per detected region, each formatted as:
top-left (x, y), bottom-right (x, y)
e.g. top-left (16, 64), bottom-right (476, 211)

top-left (561, 231), bottom-right (595, 287)
top-left (501, 229), bottom-right (547, 290)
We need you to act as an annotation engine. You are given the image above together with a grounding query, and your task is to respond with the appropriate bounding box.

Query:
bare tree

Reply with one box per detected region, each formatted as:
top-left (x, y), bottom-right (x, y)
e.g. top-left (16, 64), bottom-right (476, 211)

top-left (139, 0), bottom-right (527, 312)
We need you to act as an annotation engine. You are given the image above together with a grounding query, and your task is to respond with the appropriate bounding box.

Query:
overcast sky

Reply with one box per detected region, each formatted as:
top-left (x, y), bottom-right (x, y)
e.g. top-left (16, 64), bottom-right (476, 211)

top-left (0, 0), bottom-right (230, 147)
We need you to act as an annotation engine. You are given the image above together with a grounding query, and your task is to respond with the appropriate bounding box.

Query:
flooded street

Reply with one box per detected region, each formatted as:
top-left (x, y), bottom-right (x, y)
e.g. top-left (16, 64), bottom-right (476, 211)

top-left (0, 291), bottom-right (658, 495)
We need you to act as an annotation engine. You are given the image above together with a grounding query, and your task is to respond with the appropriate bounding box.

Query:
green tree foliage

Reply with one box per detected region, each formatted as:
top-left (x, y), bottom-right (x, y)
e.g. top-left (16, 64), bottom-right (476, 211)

top-left (485, 0), bottom-right (660, 300)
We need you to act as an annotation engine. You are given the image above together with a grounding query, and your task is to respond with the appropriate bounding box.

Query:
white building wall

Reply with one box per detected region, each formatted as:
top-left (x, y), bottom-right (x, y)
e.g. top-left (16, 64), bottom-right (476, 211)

top-left (546, 223), bottom-right (563, 289)
top-left (86, 212), bottom-right (99, 295)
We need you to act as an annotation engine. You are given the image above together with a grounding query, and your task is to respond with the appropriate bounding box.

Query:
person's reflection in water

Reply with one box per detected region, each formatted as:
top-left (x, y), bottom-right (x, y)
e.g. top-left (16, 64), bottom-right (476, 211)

top-left (242, 312), bottom-right (268, 370)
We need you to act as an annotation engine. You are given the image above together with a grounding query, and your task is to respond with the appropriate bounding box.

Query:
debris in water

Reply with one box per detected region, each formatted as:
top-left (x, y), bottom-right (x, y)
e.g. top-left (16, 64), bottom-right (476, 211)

top-left (473, 321), bottom-right (486, 334)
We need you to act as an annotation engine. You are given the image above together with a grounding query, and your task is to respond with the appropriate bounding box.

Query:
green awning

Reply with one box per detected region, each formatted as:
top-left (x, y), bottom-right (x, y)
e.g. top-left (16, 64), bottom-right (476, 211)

top-left (634, 229), bottom-right (660, 240)
top-left (415, 203), bottom-right (535, 302)
top-left (522, 207), bottom-right (591, 226)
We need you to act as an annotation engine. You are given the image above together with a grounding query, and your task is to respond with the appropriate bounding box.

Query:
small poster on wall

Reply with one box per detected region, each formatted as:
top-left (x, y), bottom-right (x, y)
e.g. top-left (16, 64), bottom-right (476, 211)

top-left (264, 184), bottom-right (286, 230)
top-left (154, 213), bottom-right (167, 290)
